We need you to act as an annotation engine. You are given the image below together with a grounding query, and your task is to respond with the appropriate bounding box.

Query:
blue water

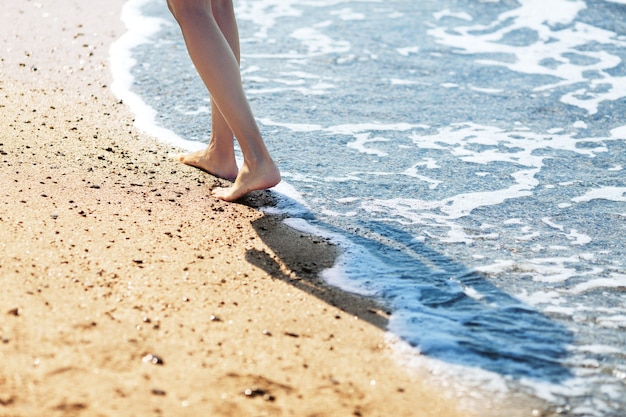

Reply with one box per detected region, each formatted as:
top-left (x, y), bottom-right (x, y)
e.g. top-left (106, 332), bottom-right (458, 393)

top-left (112, 0), bottom-right (626, 415)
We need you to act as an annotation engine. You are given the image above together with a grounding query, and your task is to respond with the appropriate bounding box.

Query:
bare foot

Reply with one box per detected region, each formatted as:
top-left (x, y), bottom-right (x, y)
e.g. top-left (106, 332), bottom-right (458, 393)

top-left (211, 159), bottom-right (281, 202)
top-left (173, 148), bottom-right (238, 180)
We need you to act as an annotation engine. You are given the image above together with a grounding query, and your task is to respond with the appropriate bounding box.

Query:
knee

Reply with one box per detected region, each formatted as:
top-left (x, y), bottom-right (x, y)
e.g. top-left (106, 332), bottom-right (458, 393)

top-left (167, 0), bottom-right (211, 21)
top-left (211, 0), bottom-right (233, 12)
top-left (211, 0), bottom-right (234, 18)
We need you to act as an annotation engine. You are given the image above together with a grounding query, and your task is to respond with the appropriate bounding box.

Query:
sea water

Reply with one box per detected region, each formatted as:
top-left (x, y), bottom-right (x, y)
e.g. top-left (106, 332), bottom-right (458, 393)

top-left (110, 0), bottom-right (626, 415)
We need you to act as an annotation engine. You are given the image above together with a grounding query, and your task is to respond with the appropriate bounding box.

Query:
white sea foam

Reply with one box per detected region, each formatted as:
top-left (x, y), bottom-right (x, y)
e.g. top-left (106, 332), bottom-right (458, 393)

top-left (396, 46), bottom-right (419, 56)
top-left (384, 332), bottom-right (593, 416)
top-left (258, 118), bottom-right (323, 132)
top-left (515, 289), bottom-right (565, 307)
top-left (428, 0), bottom-right (626, 114)
top-left (354, 121), bottom-right (623, 249)
top-left (569, 274), bottom-right (626, 295)
top-left (327, 122), bottom-right (427, 134)
top-left (433, 9), bottom-right (473, 22)
top-left (247, 85), bottom-right (335, 96)
top-left (572, 186), bottom-right (626, 203)
top-left (290, 27), bottom-right (351, 55)
top-left (262, 182), bottom-right (311, 217)
top-left (235, 0), bottom-right (382, 40)
top-left (597, 315), bottom-right (626, 328)
top-left (475, 257), bottom-right (581, 283)
top-left (389, 78), bottom-right (428, 86)
top-left (401, 166), bottom-right (442, 189)
top-left (330, 8), bottom-right (365, 21)
top-left (544, 305), bottom-right (578, 316)
top-left (346, 133), bottom-right (390, 157)
top-left (175, 105), bottom-right (210, 116)
top-left (575, 344), bottom-right (624, 355)
top-left (542, 217), bottom-right (565, 231)
top-left (385, 333), bottom-right (512, 410)
top-left (468, 84), bottom-right (503, 94)
top-left (566, 229), bottom-right (591, 246)
top-left (259, 118), bottom-right (429, 136)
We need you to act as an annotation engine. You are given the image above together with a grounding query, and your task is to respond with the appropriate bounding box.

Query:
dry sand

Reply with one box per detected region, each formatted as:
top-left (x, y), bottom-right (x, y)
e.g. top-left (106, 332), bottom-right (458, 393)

top-left (0, 1), bottom-right (480, 416)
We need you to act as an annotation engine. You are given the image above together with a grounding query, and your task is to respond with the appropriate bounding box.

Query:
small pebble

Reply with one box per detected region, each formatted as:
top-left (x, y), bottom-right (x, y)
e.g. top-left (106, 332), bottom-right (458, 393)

top-left (7, 308), bottom-right (20, 316)
top-left (243, 387), bottom-right (274, 401)
top-left (142, 354), bottom-right (164, 365)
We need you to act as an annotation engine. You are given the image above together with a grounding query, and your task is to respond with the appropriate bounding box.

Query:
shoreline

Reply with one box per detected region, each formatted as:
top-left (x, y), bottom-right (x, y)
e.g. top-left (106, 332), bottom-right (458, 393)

top-left (0, 1), bottom-right (548, 416)
top-left (0, 1), bottom-right (470, 416)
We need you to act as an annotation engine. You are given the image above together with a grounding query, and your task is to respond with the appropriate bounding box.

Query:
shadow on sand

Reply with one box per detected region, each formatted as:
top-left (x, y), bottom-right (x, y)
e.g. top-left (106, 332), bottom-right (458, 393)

top-left (242, 191), bottom-right (573, 384)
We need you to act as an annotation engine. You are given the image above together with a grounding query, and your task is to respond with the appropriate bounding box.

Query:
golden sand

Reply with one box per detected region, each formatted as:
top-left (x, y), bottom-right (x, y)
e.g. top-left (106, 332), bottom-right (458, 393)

top-left (0, 1), bottom-right (483, 416)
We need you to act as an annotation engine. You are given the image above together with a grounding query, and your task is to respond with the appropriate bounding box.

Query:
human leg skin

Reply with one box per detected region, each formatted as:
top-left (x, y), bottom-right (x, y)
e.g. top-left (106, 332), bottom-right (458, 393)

top-left (174, 0), bottom-right (239, 180)
top-left (167, 0), bottom-right (280, 201)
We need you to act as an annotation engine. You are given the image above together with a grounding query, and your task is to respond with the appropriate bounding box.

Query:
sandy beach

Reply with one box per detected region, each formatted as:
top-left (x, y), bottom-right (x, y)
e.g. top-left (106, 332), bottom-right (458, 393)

top-left (0, 1), bottom-right (515, 416)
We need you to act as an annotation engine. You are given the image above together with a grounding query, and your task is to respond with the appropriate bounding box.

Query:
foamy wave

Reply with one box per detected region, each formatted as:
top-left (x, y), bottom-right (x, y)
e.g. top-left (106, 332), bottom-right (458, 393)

top-left (569, 274), bottom-right (626, 294)
top-left (235, 0), bottom-right (382, 39)
top-left (428, 0), bottom-right (626, 114)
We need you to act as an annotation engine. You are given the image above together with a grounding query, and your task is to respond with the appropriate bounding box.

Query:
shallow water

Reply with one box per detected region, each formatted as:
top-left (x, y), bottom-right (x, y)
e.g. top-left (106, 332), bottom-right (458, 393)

top-left (111, 0), bottom-right (626, 415)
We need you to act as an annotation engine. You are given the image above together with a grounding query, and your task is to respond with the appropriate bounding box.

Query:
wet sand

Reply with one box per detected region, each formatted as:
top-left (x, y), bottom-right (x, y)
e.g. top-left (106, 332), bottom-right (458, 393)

top-left (0, 1), bottom-right (482, 416)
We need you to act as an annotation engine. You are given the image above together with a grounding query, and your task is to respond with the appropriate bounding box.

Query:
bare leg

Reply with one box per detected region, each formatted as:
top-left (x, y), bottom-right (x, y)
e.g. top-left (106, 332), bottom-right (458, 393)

top-left (168, 0), bottom-right (280, 201)
top-left (174, 0), bottom-right (238, 180)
